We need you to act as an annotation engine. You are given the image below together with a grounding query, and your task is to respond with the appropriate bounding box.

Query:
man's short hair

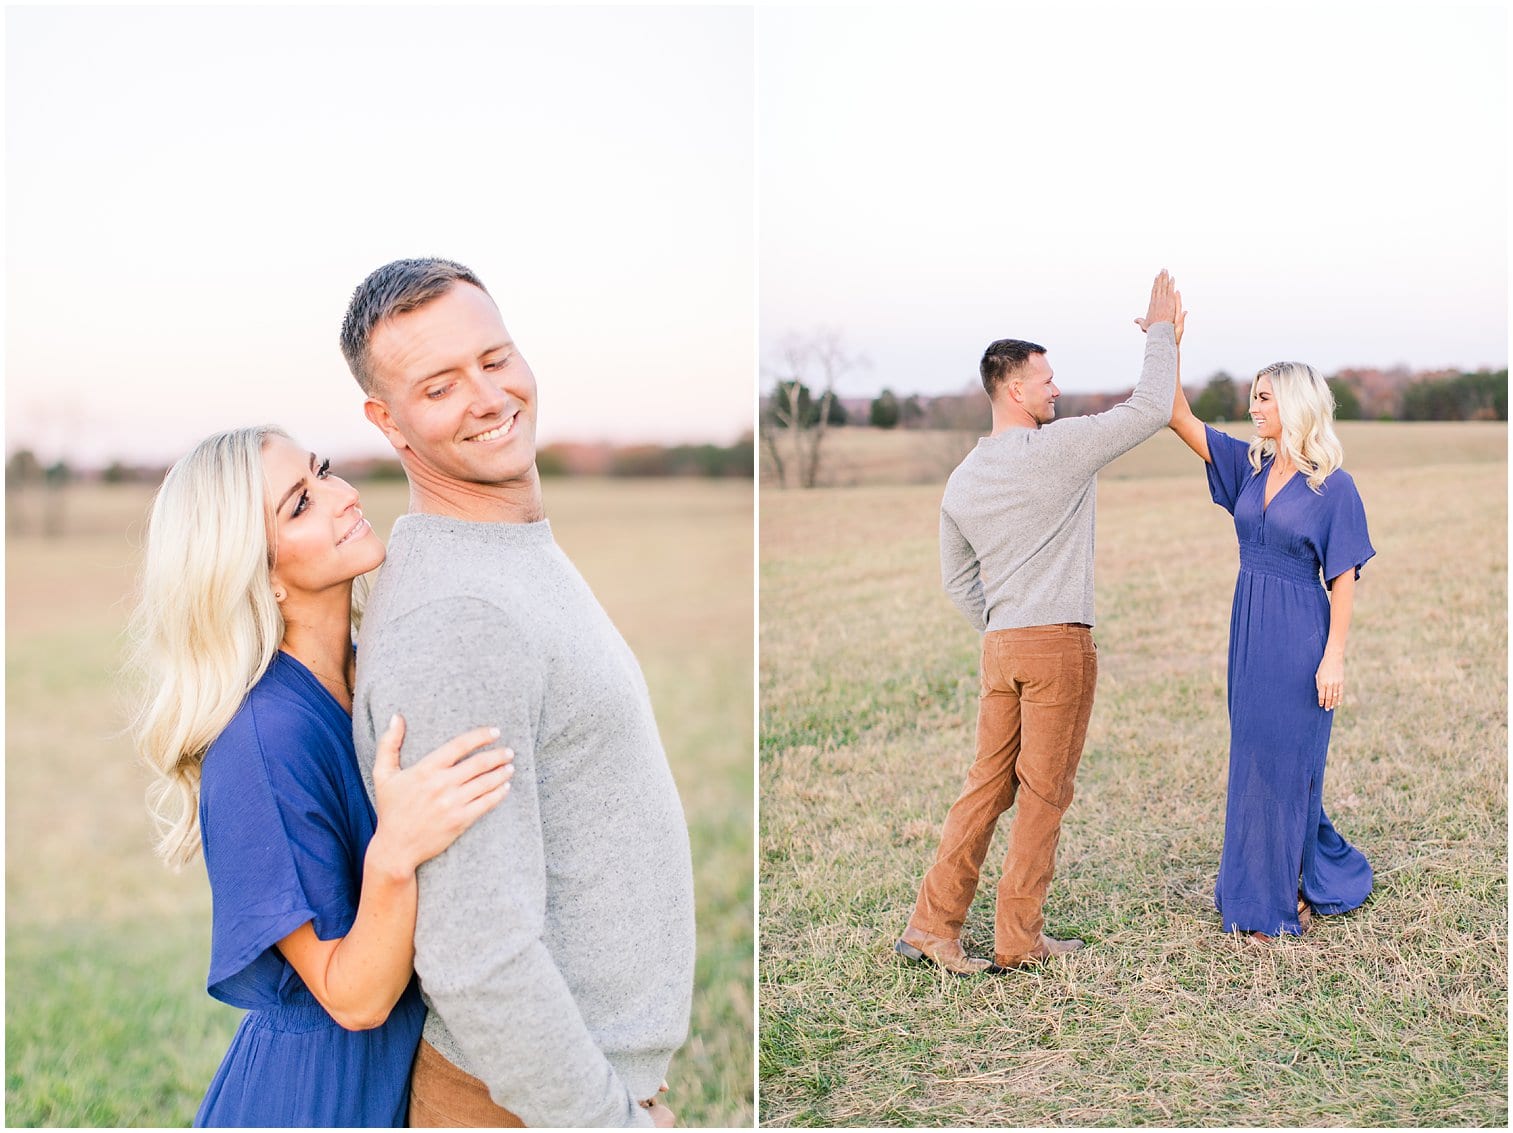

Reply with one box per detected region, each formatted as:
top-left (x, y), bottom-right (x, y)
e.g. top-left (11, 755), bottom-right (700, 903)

top-left (980, 338), bottom-right (1047, 399)
top-left (339, 258), bottom-right (488, 395)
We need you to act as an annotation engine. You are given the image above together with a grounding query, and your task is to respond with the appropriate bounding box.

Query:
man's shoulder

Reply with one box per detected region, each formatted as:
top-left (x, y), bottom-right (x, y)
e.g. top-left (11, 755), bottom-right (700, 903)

top-left (368, 523), bottom-right (524, 621)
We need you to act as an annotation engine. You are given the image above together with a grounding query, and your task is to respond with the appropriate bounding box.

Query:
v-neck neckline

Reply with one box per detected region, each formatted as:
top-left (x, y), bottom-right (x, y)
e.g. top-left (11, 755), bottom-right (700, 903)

top-left (1262, 458), bottom-right (1298, 513)
top-left (277, 648), bottom-right (354, 720)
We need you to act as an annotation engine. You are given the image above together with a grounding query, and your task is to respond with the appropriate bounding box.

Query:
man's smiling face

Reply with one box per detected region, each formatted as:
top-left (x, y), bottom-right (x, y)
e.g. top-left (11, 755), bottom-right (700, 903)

top-left (363, 281), bottom-right (539, 491)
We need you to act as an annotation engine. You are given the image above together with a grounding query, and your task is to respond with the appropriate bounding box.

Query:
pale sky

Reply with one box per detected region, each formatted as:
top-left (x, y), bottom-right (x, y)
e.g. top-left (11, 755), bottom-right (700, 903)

top-left (6, 5), bottom-right (755, 467)
top-left (759, 5), bottom-right (1508, 399)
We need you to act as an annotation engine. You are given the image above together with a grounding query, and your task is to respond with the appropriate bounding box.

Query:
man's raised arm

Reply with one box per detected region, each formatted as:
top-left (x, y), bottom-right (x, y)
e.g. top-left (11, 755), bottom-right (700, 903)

top-left (1053, 270), bottom-right (1182, 478)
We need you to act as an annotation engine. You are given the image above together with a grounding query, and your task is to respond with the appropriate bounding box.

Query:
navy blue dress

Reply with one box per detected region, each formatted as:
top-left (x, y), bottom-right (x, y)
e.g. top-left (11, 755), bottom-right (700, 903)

top-left (194, 650), bottom-right (425, 1127)
top-left (1205, 425), bottom-right (1375, 937)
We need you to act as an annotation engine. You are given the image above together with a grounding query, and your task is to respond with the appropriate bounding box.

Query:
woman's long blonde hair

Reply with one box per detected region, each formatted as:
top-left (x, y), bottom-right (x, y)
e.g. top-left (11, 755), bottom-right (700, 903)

top-left (129, 426), bottom-right (288, 869)
top-left (1247, 361), bottom-right (1344, 492)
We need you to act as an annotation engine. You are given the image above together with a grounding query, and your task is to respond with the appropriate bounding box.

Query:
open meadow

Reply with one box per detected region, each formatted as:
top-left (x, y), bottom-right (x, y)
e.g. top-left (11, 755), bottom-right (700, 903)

top-left (759, 423), bottom-right (1507, 1127)
top-left (6, 477), bottom-right (754, 1127)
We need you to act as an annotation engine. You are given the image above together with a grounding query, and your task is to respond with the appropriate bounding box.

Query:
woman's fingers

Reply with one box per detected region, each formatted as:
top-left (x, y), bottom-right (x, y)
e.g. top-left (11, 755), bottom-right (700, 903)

top-left (454, 745), bottom-right (513, 784)
top-left (373, 713), bottom-right (406, 781)
top-left (418, 725), bottom-right (502, 769)
top-left (462, 774), bottom-right (513, 822)
top-left (462, 761), bottom-right (515, 803)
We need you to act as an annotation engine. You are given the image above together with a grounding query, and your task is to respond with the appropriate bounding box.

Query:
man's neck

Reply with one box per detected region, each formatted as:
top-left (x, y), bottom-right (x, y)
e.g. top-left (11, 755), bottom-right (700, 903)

top-left (407, 466), bottom-right (546, 524)
top-left (989, 401), bottom-right (1040, 436)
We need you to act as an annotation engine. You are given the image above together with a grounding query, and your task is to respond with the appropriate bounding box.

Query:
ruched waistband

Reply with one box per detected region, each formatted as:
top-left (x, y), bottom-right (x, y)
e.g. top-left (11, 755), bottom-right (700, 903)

top-left (1238, 542), bottom-right (1321, 586)
top-left (242, 997), bottom-right (339, 1034)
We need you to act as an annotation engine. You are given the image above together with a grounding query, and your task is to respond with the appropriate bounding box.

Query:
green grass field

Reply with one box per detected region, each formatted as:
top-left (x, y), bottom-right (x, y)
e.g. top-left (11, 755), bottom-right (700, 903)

top-left (759, 423), bottom-right (1507, 1126)
top-left (6, 477), bottom-right (754, 1128)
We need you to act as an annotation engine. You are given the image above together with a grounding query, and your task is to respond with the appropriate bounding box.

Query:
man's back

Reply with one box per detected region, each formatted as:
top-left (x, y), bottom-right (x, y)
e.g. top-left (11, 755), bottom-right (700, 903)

top-left (940, 324), bottom-right (1177, 632)
top-left (354, 513), bottom-right (695, 1127)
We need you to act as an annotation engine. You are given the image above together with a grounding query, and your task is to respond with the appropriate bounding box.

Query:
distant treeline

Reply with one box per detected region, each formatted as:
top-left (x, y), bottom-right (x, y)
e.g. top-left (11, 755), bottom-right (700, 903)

top-left (5, 435), bottom-right (754, 488)
top-left (769, 367), bottom-right (1509, 432)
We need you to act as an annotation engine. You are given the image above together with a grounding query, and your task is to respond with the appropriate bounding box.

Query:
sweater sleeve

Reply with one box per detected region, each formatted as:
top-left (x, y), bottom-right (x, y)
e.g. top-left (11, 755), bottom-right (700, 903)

top-left (363, 596), bottom-right (652, 1129)
top-left (1045, 322), bottom-right (1177, 479)
top-left (940, 507), bottom-right (987, 632)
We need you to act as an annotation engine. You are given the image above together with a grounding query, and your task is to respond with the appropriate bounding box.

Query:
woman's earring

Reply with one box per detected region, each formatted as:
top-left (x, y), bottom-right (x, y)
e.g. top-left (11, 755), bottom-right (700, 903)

top-left (274, 588), bottom-right (287, 603)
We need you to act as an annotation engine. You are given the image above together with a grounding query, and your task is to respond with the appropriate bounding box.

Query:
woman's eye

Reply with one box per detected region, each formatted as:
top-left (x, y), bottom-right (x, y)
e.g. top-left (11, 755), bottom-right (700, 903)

top-left (316, 458), bottom-right (331, 479)
top-left (291, 491), bottom-right (310, 518)
top-left (426, 385), bottom-right (450, 400)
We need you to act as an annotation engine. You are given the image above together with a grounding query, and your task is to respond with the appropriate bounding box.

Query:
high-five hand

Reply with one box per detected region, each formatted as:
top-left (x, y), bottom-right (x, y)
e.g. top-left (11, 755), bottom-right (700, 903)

top-left (1133, 269), bottom-right (1181, 333)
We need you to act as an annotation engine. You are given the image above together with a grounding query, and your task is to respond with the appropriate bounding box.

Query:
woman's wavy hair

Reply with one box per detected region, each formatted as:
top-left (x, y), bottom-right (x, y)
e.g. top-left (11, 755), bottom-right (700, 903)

top-left (128, 425), bottom-right (289, 869)
top-left (1247, 361), bottom-right (1344, 492)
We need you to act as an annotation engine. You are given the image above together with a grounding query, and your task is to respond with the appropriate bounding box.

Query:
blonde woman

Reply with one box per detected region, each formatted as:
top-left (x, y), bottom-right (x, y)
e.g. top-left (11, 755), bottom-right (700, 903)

top-left (132, 426), bottom-right (514, 1126)
top-left (1161, 321), bottom-right (1375, 942)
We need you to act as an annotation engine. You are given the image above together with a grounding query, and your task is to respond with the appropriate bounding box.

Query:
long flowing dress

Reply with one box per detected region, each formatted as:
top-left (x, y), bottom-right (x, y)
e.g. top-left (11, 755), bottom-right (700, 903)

top-left (1204, 425), bottom-right (1375, 937)
top-left (194, 650), bottom-right (425, 1127)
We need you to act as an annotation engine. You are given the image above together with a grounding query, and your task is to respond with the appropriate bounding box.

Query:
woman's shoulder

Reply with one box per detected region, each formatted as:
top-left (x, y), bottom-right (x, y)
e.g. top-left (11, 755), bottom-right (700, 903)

top-left (1317, 465), bottom-right (1362, 499)
top-left (1204, 422), bottom-right (1254, 461)
top-left (203, 659), bottom-right (350, 789)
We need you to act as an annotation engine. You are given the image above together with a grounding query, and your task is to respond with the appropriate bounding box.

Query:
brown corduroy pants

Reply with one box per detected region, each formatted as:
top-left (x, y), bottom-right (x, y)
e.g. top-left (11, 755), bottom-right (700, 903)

top-left (910, 624), bottom-right (1098, 965)
top-left (408, 1039), bottom-right (526, 1128)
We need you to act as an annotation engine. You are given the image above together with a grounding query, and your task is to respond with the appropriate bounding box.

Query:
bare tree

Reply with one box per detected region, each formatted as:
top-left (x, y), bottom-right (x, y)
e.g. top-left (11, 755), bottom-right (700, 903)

top-left (760, 328), bottom-right (864, 489)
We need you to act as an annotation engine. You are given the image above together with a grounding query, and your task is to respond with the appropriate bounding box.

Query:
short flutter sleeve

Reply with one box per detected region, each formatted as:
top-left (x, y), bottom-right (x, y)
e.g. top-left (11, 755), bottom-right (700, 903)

top-left (1316, 470), bottom-right (1375, 588)
top-left (199, 693), bottom-right (365, 1009)
top-left (1204, 424), bottom-right (1255, 515)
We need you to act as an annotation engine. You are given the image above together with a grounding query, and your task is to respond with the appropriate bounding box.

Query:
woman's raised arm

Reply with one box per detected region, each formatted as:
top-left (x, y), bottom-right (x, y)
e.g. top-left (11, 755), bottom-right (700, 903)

top-left (1166, 308), bottom-right (1211, 463)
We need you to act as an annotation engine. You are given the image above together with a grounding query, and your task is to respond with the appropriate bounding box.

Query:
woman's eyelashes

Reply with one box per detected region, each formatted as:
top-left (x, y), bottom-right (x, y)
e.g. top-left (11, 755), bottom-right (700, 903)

top-left (290, 459), bottom-right (332, 518)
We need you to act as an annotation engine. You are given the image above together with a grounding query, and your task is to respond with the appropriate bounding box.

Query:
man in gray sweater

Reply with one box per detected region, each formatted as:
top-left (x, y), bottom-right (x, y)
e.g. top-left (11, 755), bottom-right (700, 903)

top-left (897, 270), bottom-right (1181, 975)
top-left (340, 259), bottom-right (693, 1127)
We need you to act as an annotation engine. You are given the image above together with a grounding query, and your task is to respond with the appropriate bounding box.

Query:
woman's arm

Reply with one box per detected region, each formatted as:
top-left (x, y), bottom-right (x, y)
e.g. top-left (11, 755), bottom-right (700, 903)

top-left (1316, 569), bottom-right (1356, 711)
top-left (1165, 309), bottom-right (1211, 462)
top-left (277, 717), bottom-right (513, 1030)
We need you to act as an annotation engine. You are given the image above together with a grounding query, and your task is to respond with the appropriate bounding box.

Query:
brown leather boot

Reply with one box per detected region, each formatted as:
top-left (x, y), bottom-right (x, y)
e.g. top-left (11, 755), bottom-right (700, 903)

top-left (895, 925), bottom-right (992, 976)
top-left (991, 932), bottom-right (1085, 971)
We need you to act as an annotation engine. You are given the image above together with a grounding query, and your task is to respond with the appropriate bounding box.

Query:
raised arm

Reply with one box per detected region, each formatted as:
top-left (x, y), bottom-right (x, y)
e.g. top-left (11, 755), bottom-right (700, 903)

top-left (1051, 270), bottom-right (1181, 479)
top-left (1164, 307), bottom-right (1211, 462)
top-left (277, 719), bottom-right (513, 1030)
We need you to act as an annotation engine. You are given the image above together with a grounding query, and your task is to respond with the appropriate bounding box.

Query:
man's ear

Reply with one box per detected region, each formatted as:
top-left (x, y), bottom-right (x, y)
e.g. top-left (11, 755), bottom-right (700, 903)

top-left (364, 397), bottom-right (409, 452)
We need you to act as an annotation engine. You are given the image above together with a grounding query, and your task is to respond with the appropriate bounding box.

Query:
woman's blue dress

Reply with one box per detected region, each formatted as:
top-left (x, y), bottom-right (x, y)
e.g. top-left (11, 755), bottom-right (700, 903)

top-left (194, 650), bottom-right (425, 1127)
top-left (1205, 425), bottom-right (1375, 937)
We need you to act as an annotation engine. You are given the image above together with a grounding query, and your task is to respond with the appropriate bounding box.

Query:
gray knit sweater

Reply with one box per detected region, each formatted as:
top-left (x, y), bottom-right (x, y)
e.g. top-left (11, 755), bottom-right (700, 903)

top-left (941, 323), bottom-right (1177, 631)
top-left (353, 514), bottom-right (694, 1128)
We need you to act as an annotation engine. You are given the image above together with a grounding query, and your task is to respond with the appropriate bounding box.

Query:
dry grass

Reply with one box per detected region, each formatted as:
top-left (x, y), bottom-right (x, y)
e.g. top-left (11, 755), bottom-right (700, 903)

top-left (759, 423), bottom-right (1507, 1126)
top-left (6, 477), bottom-right (753, 1127)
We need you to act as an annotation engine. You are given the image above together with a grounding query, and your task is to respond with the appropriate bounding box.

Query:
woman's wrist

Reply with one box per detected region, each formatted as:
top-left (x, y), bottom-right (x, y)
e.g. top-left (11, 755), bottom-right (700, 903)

top-left (364, 831), bottom-right (419, 886)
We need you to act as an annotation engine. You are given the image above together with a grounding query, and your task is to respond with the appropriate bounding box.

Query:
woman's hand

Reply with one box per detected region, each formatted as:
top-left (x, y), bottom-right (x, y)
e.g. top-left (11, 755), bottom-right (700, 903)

top-left (1316, 650), bottom-right (1345, 711)
top-left (274, 716), bottom-right (513, 1031)
top-left (370, 715), bottom-right (514, 878)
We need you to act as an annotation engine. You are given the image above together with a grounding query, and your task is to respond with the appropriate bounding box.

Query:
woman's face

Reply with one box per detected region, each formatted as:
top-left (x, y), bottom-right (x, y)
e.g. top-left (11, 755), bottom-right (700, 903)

top-left (263, 434), bottom-right (384, 603)
top-left (1249, 375), bottom-right (1283, 441)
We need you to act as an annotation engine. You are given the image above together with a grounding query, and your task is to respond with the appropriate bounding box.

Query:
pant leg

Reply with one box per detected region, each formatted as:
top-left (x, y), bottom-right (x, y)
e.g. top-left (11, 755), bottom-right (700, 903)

top-left (409, 1039), bottom-right (527, 1128)
top-left (993, 626), bottom-right (1098, 962)
top-left (910, 631), bottom-right (1022, 940)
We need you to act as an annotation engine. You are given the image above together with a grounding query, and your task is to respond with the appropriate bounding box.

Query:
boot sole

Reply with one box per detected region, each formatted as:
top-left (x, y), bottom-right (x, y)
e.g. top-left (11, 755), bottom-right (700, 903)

top-left (893, 938), bottom-right (986, 977)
